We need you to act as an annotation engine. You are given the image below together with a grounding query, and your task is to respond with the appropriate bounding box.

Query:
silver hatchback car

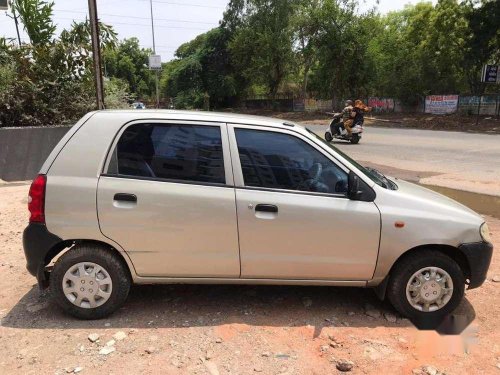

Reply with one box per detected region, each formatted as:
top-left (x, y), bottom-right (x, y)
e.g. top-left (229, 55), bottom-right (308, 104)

top-left (23, 110), bottom-right (493, 320)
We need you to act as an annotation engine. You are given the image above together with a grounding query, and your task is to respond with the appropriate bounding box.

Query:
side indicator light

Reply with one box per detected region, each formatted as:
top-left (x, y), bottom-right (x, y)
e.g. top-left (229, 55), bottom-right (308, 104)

top-left (395, 221), bottom-right (405, 228)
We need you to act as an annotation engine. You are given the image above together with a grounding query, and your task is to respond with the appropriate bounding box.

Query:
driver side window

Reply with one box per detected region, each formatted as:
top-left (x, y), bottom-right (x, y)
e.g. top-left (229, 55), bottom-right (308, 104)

top-left (235, 128), bottom-right (348, 194)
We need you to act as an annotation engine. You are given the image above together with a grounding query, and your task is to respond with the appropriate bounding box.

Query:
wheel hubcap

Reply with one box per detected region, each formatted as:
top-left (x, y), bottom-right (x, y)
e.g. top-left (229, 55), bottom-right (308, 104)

top-left (62, 262), bottom-right (113, 309)
top-left (406, 267), bottom-right (453, 312)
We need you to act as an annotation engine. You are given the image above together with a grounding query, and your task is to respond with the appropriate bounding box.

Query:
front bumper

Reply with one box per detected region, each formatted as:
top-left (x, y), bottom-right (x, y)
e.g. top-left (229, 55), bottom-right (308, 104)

top-left (459, 241), bottom-right (494, 289)
top-left (23, 223), bottom-right (62, 287)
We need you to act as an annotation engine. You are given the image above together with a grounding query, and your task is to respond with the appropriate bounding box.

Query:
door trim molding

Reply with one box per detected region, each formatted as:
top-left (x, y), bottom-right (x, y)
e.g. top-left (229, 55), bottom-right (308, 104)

top-left (236, 185), bottom-right (348, 199)
top-left (100, 174), bottom-right (233, 189)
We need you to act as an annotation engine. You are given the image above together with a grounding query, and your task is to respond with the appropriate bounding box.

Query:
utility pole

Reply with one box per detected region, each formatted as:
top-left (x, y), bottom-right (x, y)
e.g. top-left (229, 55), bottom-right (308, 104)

top-left (13, 9), bottom-right (21, 46)
top-left (88, 0), bottom-right (105, 109)
top-left (6, 1), bottom-right (22, 46)
top-left (150, 0), bottom-right (160, 108)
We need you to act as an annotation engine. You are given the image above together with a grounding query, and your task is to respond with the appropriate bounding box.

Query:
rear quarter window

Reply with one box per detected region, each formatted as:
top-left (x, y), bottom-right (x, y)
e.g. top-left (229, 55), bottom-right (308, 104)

top-left (107, 123), bottom-right (225, 185)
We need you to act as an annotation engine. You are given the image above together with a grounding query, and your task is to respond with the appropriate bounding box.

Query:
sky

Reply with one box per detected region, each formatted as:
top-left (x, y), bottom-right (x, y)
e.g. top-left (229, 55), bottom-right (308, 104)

top-left (0, 0), bottom-right (436, 62)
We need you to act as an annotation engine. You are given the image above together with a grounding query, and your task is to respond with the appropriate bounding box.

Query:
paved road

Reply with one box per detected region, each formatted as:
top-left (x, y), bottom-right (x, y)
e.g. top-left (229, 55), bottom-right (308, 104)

top-left (306, 125), bottom-right (500, 196)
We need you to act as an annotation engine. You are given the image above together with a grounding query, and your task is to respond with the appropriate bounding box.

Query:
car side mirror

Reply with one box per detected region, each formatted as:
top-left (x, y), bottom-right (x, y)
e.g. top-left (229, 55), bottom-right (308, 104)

top-left (348, 171), bottom-right (362, 200)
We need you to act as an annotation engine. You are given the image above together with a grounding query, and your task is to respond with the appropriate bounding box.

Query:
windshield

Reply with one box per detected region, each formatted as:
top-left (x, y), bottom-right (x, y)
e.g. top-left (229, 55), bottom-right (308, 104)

top-left (306, 128), bottom-right (396, 189)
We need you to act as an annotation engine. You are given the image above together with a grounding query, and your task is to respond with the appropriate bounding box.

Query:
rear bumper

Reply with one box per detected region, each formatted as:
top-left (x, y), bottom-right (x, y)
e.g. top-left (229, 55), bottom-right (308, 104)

top-left (23, 223), bottom-right (62, 287)
top-left (459, 241), bottom-right (494, 289)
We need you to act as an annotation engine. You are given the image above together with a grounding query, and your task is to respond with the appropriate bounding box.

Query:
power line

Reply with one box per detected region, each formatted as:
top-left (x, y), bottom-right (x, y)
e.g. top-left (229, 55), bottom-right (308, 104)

top-left (89, 0), bottom-right (226, 9)
top-left (145, 0), bottom-right (225, 9)
top-left (54, 16), bottom-right (210, 31)
top-left (54, 9), bottom-right (218, 25)
top-left (140, 44), bottom-right (177, 49)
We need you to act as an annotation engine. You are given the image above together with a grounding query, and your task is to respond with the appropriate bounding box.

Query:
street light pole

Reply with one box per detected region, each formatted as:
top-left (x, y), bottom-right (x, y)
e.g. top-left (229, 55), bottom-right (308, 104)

top-left (150, 0), bottom-right (160, 108)
top-left (88, 0), bottom-right (105, 109)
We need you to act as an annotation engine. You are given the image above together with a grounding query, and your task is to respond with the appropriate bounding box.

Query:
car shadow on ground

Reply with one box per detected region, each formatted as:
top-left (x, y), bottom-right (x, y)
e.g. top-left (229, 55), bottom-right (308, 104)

top-left (2, 284), bottom-right (475, 335)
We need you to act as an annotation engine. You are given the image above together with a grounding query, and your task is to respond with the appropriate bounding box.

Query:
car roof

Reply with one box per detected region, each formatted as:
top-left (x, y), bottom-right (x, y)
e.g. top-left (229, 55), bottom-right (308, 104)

top-left (93, 109), bottom-right (301, 130)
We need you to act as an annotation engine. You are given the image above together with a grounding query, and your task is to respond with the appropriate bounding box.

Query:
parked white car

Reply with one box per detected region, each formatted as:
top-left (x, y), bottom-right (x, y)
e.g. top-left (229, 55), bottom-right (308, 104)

top-left (23, 110), bottom-right (493, 320)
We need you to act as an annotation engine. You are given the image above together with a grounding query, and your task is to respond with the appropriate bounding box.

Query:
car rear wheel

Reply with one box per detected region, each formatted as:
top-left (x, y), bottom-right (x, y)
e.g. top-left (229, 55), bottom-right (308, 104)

top-left (51, 244), bottom-right (131, 319)
top-left (387, 250), bottom-right (465, 321)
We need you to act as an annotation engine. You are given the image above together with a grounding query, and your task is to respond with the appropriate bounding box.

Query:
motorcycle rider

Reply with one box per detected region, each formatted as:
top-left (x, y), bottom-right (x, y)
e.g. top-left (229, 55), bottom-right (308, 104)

top-left (353, 99), bottom-right (371, 126)
top-left (341, 100), bottom-right (355, 136)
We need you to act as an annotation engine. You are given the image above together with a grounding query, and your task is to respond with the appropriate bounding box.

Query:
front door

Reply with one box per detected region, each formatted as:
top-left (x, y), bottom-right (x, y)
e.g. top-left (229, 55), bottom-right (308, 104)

top-left (97, 122), bottom-right (240, 278)
top-left (230, 126), bottom-right (380, 280)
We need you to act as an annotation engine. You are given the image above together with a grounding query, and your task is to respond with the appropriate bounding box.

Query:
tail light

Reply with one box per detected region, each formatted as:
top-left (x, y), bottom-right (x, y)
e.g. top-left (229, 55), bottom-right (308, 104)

top-left (28, 174), bottom-right (46, 223)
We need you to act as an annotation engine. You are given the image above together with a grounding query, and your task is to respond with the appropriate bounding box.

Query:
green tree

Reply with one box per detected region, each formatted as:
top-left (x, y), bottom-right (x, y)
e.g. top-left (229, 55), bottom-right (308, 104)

top-left (304, 0), bottom-right (375, 102)
top-left (366, 3), bottom-right (439, 103)
top-left (4, 0), bottom-right (500, 121)
top-left (199, 28), bottom-right (237, 106)
top-left (366, 0), bottom-right (488, 102)
top-left (164, 53), bottom-right (205, 108)
top-left (0, 4), bottom-right (120, 126)
top-left (290, 0), bottom-right (324, 97)
top-left (103, 38), bottom-right (155, 99)
top-left (464, 0), bottom-right (500, 93)
top-left (104, 77), bottom-right (132, 108)
top-left (422, 0), bottom-right (470, 94)
top-left (226, 0), bottom-right (296, 98)
top-left (161, 27), bottom-right (237, 109)
top-left (13, 0), bottom-right (56, 45)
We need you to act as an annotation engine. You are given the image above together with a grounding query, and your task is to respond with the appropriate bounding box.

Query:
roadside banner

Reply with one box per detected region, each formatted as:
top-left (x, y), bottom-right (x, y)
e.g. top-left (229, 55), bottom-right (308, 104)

top-left (368, 97), bottom-right (395, 112)
top-left (425, 95), bottom-right (458, 115)
top-left (458, 95), bottom-right (498, 115)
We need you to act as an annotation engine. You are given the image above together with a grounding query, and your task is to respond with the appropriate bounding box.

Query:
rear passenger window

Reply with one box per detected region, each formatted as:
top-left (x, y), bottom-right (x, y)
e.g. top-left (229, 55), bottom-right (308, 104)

top-left (109, 123), bottom-right (225, 184)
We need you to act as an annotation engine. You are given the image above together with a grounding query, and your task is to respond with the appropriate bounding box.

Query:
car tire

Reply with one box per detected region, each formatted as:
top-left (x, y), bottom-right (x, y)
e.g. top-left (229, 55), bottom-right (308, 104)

top-left (325, 131), bottom-right (333, 142)
top-left (50, 244), bottom-right (131, 320)
top-left (350, 134), bottom-right (360, 144)
top-left (387, 250), bottom-right (465, 321)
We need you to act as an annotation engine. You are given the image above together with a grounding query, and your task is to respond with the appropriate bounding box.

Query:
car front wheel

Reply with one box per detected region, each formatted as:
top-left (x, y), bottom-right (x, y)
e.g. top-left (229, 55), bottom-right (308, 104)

top-left (387, 250), bottom-right (465, 321)
top-left (51, 244), bottom-right (131, 319)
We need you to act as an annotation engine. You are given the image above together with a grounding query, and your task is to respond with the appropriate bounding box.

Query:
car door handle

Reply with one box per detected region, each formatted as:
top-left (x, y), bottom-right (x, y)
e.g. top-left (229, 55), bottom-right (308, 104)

top-left (113, 193), bottom-right (137, 203)
top-left (255, 204), bottom-right (278, 213)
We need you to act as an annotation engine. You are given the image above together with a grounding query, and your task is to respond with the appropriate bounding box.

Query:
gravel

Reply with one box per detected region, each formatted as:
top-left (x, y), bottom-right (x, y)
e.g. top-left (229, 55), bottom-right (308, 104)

top-left (384, 312), bottom-right (398, 323)
top-left (364, 304), bottom-right (382, 319)
top-left (113, 331), bottom-right (127, 341)
top-left (0, 184), bottom-right (499, 375)
top-left (335, 359), bottom-right (354, 372)
top-left (87, 334), bottom-right (100, 343)
top-left (98, 346), bottom-right (115, 356)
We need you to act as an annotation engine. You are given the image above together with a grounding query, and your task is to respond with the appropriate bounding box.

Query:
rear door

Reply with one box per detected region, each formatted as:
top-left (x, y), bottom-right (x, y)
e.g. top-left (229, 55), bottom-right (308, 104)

top-left (97, 121), bottom-right (240, 278)
top-left (229, 125), bottom-right (380, 280)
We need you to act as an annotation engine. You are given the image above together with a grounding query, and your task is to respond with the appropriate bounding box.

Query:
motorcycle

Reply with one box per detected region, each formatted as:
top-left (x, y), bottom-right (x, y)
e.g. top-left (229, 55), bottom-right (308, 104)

top-left (324, 112), bottom-right (363, 144)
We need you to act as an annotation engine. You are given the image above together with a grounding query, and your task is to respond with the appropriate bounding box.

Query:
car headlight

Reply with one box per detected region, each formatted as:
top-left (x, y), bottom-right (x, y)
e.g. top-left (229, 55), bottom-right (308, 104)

top-left (480, 223), bottom-right (491, 243)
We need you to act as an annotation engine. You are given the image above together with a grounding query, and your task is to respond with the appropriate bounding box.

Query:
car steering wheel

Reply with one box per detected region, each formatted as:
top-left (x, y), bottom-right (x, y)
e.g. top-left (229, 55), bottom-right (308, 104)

top-left (297, 163), bottom-right (324, 191)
